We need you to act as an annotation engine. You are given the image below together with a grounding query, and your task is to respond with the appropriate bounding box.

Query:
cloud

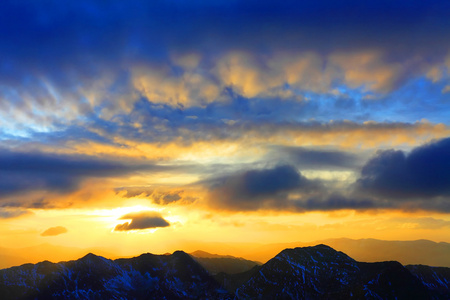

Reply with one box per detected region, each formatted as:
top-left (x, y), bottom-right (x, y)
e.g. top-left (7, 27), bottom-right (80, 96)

top-left (202, 165), bottom-right (384, 212)
top-left (0, 149), bottom-right (169, 197)
top-left (390, 198), bottom-right (450, 213)
top-left (63, 118), bottom-right (450, 161)
top-left (115, 187), bottom-right (153, 198)
top-left (0, 0), bottom-right (449, 136)
top-left (116, 187), bottom-right (196, 206)
top-left (269, 146), bottom-right (361, 170)
top-left (114, 211), bottom-right (170, 231)
top-left (41, 226), bottom-right (68, 237)
top-left (0, 208), bottom-right (32, 219)
top-left (151, 191), bottom-right (187, 205)
top-left (204, 165), bottom-right (318, 211)
top-left (132, 63), bottom-right (220, 106)
top-left (0, 1), bottom-right (449, 216)
top-left (356, 137), bottom-right (450, 199)
top-left (296, 194), bottom-right (377, 211)
top-left (389, 217), bottom-right (450, 230)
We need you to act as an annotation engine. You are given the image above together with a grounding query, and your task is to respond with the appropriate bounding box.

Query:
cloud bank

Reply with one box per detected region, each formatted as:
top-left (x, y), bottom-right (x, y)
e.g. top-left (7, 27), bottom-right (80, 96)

top-left (198, 137), bottom-right (450, 213)
top-left (357, 137), bottom-right (450, 199)
top-left (0, 149), bottom-right (172, 197)
top-left (205, 165), bottom-right (319, 211)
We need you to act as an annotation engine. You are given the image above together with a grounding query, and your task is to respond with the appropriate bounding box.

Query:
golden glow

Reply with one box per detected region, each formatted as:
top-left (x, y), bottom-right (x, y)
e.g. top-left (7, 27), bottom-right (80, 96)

top-left (1, 203), bottom-right (449, 268)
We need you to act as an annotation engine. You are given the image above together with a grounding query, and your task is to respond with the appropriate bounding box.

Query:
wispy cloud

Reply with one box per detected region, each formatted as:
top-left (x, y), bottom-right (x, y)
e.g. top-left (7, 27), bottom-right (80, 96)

top-left (41, 226), bottom-right (68, 237)
top-left (0, 208), bottom-right (32, 219)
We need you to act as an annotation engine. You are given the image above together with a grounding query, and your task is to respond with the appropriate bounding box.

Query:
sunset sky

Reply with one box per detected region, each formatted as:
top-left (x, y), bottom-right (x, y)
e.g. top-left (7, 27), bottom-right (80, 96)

top-left (1, 1), bottom-right (450, 261)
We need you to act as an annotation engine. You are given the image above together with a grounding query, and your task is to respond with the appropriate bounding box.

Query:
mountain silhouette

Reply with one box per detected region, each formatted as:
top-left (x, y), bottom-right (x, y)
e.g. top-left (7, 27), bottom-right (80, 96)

top-left (0, 245), bottom-right (448, 299)
top-left (190, 250), bottom-right (261, 275)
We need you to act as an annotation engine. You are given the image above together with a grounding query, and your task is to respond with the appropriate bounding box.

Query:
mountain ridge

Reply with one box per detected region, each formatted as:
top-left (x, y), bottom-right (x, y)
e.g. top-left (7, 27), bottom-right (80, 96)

top-left (0, 245), bottom-right (449, 299)
top-left (1, 238), bottom-right (449, 269)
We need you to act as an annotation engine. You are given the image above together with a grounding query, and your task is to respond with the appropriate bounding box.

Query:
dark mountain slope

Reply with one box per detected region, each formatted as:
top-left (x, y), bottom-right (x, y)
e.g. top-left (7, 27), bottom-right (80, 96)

top-left (214, 265), bottom-right (261, 294)
top-left (1, 245), bottom-right (449, 299)
top-left (236, 244), bottom-right (361, 299)
top-left (236, 244), bottom-right (441, 299)
top-left (0, 251), bottom-right (230, 300)
top-left (407, 264), bottom-right (450, 297)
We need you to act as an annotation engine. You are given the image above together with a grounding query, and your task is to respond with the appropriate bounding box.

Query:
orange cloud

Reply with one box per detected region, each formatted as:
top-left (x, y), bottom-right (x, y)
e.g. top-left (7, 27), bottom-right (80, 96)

top-left (132, 62), bottom-right (220, 106)
top-left (48, 121), bottom-right (449, 162)
top-left (41, 226), bottom-right (68, 236)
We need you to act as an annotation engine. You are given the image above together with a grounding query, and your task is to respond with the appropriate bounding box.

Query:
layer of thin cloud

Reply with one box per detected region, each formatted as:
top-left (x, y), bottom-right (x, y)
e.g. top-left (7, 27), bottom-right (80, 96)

top-left (41, 226), bottom-right (68, 237)
top-left (0, 149), bottom-right (171, 197)
top-left (64, 121), bottom-right (450, 161)
top-left (0, 208), bottom-right (32, 219)
top-left (268, 146), bottom-right (361, 170)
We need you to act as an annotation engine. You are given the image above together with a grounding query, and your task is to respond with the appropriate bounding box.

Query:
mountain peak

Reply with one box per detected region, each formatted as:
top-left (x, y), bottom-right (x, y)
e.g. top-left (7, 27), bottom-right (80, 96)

top-left (172, 250), bottom-right (193, 261)
top-left (76, 252), bottom-right (114, 273)
top-left (314, 243), bottom-right (335, 249)
top-left (79, 252), bottom-right (107, 263)
top-left (172, 250), bottom-right (188, 256)
top-left (277, 243), bottom-right (355, 265)
top-left (81, 252), bottom-right (98, 259)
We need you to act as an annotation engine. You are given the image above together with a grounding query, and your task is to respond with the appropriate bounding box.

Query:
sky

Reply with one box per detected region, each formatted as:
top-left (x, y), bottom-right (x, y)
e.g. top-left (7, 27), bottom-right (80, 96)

top-left (1, 0), bottom-right (450, 261)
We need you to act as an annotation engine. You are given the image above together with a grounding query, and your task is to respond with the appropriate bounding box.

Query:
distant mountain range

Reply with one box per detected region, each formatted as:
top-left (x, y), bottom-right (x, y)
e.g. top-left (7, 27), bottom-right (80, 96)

top-left (0, 245), bottom-right (448, 299)
top-left (0, 243), bottom-right (118, 270)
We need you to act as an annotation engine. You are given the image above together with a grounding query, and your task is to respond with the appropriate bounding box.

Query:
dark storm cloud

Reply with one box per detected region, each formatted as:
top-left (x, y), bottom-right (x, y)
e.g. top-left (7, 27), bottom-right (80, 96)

top-left (40, 226), bottom-right (68, 237)
top-left (114, 211), bottom-right (170, 231)
top-left (205, 165), bottom-right (319, 211)
top-left (0, 149), bottom-right (167, 196)
top-left (356, 137), bottom-right (450, 199)
top-left (269, 146), bottom-right (361, 170)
